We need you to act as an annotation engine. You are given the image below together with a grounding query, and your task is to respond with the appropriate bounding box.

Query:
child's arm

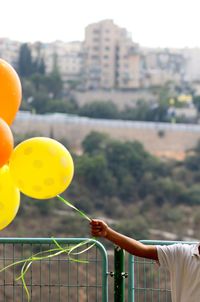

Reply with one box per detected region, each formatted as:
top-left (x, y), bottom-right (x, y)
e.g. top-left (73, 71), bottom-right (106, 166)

top-left (90, 219), bottom-right (158, 261)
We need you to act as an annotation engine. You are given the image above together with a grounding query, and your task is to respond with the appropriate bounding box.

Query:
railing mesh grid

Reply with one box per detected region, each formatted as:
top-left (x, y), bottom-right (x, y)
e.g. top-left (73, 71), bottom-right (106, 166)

top-left (0, 238), bottom-right (108, 302)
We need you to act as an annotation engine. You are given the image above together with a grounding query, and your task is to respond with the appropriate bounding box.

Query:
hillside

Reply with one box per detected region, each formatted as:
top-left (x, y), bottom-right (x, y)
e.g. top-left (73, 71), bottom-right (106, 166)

top-left (1, 128), bottom-right (200, 301)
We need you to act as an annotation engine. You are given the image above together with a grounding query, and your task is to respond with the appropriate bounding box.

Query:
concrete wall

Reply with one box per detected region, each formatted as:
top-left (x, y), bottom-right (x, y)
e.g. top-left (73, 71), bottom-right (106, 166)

top-left (12, 112), bottom-right (200, 160)
top-left (73, 90), bottom-right (157, 110)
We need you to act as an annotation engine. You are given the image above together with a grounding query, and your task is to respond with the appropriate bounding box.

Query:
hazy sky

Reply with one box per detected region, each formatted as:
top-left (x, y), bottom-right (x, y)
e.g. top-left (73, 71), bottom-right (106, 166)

top-left (1, 0), bottom-right (200, 48)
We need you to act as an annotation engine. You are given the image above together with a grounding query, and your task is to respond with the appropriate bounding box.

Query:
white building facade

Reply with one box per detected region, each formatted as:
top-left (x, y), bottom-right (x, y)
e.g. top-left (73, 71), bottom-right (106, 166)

top-left (84, 19), bottom-right (140, 90)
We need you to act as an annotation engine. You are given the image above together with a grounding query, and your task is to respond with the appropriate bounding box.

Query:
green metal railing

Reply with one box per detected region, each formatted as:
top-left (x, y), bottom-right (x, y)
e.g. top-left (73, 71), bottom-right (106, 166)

top-left (0, 238), bottom-right (197, 302)
top-left (0, 238), bottom-right (108, 302)
top-left (128, 240), bottom-right (198, 302)
top-left (114, 246), bottom-right (126, 302)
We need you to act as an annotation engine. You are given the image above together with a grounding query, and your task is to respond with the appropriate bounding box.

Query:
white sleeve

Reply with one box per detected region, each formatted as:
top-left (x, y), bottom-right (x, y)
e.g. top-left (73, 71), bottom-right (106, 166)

top-left (156, 243), bottom-right (187, 270)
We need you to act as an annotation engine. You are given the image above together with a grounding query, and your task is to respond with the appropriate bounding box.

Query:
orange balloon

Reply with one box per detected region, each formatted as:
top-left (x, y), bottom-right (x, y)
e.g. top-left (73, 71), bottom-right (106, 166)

top-left (0, 118), bottom-right (14, 167)
top-left (0, 59), bottom-right (22, 125)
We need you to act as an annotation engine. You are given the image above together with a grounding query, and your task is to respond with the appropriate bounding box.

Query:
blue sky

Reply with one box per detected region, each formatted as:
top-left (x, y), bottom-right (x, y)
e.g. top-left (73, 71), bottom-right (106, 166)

top-left (1, 0), bottom-right (200, 48)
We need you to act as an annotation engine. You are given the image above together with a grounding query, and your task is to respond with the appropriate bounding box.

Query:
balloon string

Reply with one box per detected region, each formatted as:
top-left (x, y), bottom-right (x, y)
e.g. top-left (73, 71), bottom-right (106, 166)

top-left (0, 195), bottom-right (93, 301)
top-left (0, 238), bottom-right (95, 302)
top-left (57, 195), bottom-right (92, 222)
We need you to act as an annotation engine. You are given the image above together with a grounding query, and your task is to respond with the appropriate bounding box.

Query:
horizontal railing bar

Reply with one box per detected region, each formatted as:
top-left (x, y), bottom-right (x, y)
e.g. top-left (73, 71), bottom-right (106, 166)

top-left (0, 237), bottom-right (108, 302)
top-left (140, 240), bottom-right (198, 245)
top-left (0, 237), bottom-right (95, 244)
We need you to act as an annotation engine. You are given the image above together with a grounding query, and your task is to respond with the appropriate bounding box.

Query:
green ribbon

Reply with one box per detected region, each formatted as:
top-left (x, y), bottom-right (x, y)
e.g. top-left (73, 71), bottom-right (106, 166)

top-left (0, 238), bottom-right (95, 302)
top-left (0, 195), bottom-right (94, 301)
top-left (57, 195), bottom-right (92, 221)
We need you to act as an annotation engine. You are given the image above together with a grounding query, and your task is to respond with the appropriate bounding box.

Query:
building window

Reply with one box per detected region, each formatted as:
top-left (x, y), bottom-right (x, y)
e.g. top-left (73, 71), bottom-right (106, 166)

top-left (93, 29), bottom-right (100, 34)
top-left (91, 55), bottom-right (99, 60)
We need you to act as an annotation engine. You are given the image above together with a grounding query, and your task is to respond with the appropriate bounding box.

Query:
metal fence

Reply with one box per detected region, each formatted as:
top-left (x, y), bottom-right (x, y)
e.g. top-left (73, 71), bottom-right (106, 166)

top-left (0, 238), bottom-right (197, 302)
top-left (128, 240), bottom-right (198, 302)
top-left (0, 238), bottom-right (108, 302)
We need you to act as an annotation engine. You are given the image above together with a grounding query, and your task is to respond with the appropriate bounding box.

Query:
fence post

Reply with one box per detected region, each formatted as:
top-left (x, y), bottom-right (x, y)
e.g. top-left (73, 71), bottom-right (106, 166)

top-left (128, 255), bottom-right (135, 302)
top-left (114, 246), bottom-right (125, 302)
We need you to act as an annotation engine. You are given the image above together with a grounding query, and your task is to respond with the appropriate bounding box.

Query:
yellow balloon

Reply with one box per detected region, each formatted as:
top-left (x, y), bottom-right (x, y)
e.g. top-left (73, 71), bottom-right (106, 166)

top-left (9, 137), bottom-right (74, 199)
top-left (0, 165), bottom-right (20, 230)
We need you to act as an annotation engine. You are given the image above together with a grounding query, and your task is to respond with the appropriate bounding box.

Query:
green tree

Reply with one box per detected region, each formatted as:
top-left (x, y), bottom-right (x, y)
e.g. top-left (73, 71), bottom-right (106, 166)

top-left (181, 185), bottom-right (200, 205)
top-left (21, 71), bottom-right (64, 113)
top-left (40, 98), bottom-right (78, 114)
top-left (18, 43), bottom-right (34, 77)
top-left (121, 100), bottom-right (150, 121)
top-left (34, 57), bottom-right (45, 75)
top-left (76, 154), bottom-right (116, 196)
top-left (47, 70), bottom-right (63, 99)
top-left (185, 140), bottom-right (200, 172)
top-left (82, 131), bottom-right (109, 155)
top-left (105, 140), bottom-right (151, 181)
top-left (79, 101), bottom-right (119, 119)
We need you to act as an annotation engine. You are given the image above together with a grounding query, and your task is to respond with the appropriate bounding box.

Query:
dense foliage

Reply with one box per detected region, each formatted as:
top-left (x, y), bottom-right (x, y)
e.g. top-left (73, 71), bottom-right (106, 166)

top-left (66, 132), bottom-right (200, 211)
top-left (9, 131), bottom-right (200, 240)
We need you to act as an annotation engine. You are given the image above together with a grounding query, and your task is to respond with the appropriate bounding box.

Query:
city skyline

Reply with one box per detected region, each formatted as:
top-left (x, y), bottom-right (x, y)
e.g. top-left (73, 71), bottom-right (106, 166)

top-left (1, 0), bottom-right (200, 48)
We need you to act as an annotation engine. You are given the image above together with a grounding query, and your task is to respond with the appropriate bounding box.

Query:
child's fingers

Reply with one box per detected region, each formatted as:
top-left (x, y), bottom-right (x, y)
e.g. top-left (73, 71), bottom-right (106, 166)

top-left (91, 230), bottom-right (101, 236)
top-left (90, 219), bottom-right (101, 226)
top-left (90, 219), bottom-right (108, 237)
top-left (91, 225), bottom-right (102, 232)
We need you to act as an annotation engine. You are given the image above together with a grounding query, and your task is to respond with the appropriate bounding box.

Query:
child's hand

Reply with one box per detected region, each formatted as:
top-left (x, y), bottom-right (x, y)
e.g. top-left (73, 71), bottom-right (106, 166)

top-left (90, 219), bottom-right (109, 238)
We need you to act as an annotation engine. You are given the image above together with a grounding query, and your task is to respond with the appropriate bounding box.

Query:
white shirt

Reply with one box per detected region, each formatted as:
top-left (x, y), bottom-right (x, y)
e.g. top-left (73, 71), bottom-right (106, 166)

top-left (156, 243), bottom-right (200, 302)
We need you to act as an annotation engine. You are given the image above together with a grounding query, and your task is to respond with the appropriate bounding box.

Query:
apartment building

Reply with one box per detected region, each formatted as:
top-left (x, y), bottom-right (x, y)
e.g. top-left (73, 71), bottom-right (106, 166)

top-left (140, 48), bottom-right (185, 87)
top-left (181, 48), bottom-right (200, 82)
top-left (2, 21), bottom-right (200, 92)
top-left (0, 38), bottom-right (20, 69)
top-left (84, 19), bottom-right (140, 90)
top-left (31, 40), bottom-right (84, 89)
